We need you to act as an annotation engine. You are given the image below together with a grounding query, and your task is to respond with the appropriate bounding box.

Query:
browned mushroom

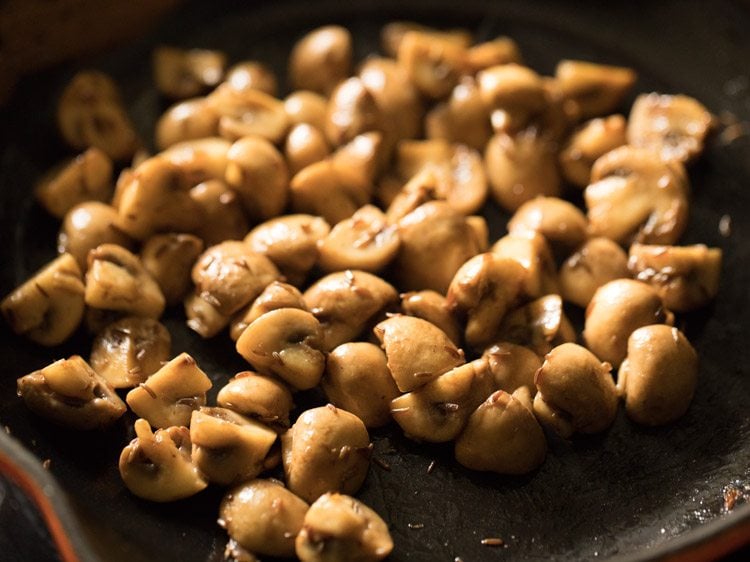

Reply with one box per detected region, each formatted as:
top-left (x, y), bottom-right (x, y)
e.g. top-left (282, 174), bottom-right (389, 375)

top-left (496, 294), bottom-right (576, 356)
top-left (325, 77), bottom-right (382, 147)
top-left (152, 46), bottom-right (226, 99)
top-left (141, 233), bottom-right (204, 306)
top-left (555, 60), bottom-right (637, 119)
top-left (397, 30), bottom-right (467, 100)
top-left (230, 282), bottom-right (307, 342)
top-left (464, 37), bottom-right (523, 73)
top-left (381, 21), bottom-right (471, 58)
top-left (490, 232), bottom-right (559, 300)
top-left (154, 98), bottom-right (220, 151)
top-left (189, 180), bottom-right (250, 246)
top-left (58, 202), bottom-right (134, 270)
top-left (285, 123), bottom-right (331, 175)
top-left (160, 137), bottom-right (231, 190)
top-left (217, 371), bottom-right (295, 430)
top-left (400, 290), bottom-right (462, 346)
top-left (425, 76), bottom-right (492, 151)
top-left (207, 82), bottom-right (289, 143)
top-left (477, 64), bottom-right (547, 134)
top-left (284, 90), bottom-right (329, 130)
top-left (225, 61), bottom-right (279, 96)
top-left (558, 237), bottom-right (629, 308)
top-left (559, 115), bottom-right (627, 187)
top-left (289, 26), bottom-right (353, 95)
top-left (507, 196), bottom-right (589, 255)
top-left (483, 342), bottom-right (542, 395)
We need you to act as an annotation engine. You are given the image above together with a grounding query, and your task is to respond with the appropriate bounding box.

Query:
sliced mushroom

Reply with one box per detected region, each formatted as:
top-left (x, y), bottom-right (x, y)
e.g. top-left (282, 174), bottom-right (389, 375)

top-left (58, 202), bottom-right (134, 270)
top-left (555, 60), bottom-right (637, 119)
top-left (295, 493), bottom-right (393, 562)
top-left (397, 30), bottom-right (467, 100)
top-left (559, 115), bottom-right (627, 187)
top-left (496, 294), bottom-right (576, 357)
top-left (400, 290), bottom-right (462, 346)
top-left (285, 123), bottom-right (331, 175)
top-left (558, 237), bottom-right (629, 308)
top-left (391, 358), bottom-right (495, 442)
top-left (125, 352), bottom-right (212, 428)
top-left (217, 371), bottom-right (295, 430)
top-left (16, 355), bottom-right (126, 430)
top-left (1, 253), bottom-right (85, 346)
top-left (455, 388), bottom-right (546, 474)
top-left (89, 316), bottom-right (171, 389)
top-left (154, 97), bottom-right (220, 151)
top-left (190, 407), bottom-right (277, 485)
top-left (141, 233), bottom-right (204, 306)
top-left (284, 90), bottom-right (329, 131)
top-left (119, 418), bottom-right (207, 502)
top-left (225, 61), bottom-right (279, 96)
top-left (152, 46), bottom-right (226, 99)
top-left (490, 232), bottom-right (559, 300)
top-left (35, 148), bottom-right (113, 219)
top-left (207, 82), bottom-right (289, 143)
top-left (628, 243), bottom-right (722, 312)
top-left (289, 26), bottom-right (353, 96)
top-left (425, 76), bottom-right (492, 151)
top-left (322, 342), bottom-right (400, 428)
top-left (160, 137), bottom-right (231, 190)
top-left (325, 77), bottom-right (382, 147)
top-left (189, 180), bottom-right (250, 246)
top-left (533, 343), bottom-right (618, 438)
top-left (618, 325), bottom-right (698, 426)
top-left (465, 37), bottom-right (523, 73)
top-left (477, 64), bottom-right (547, 134)
top-left (230, 282), bottom-right (307, 341)
top-left (507, 196), bottom-right (589, 256)
top-left (381, 21), bottom-right (471, 58)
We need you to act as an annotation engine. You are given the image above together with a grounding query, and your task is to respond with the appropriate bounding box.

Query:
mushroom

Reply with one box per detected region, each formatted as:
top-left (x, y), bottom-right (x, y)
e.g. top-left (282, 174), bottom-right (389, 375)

top-left (125, 352), bottom-right (212, 428)
top-left (225, 61), bottom-right (279, 96)
top-left (585, 145), bottom-right (690, 245)
top-left (397, 30), bottom-right (467, 100)
top-left (281, 405), bottom-right (372, 503)
top-left (533, 343), bottom-right (618, 437)
top-left (373, 314), bottom-right (464, 392)
top-left (507, 196), bottom-right (589, 256)
top-left (184, 292), bottom-right (233, 339)
top-left (477, 64), bottom-right (547, 134)
top-left (464, 37), bottom-right (523, 73)
top-left (400, 290), bottom-right (462, 346)
top-left (295, 493), bottom-right (393, 562)
top-left (188, 180), bottom-right (250, 246)
top-left (154, 98), bottom-right (219, 151)
top-left (496, 294), bottom-right (576, 357)
top-left (555, 60), bottom-right (637, 119)
top-left (617, 325), bottom-right (698, 426)
top-left (330, 132), bottom-right (382, 198)
top-left (1, 253), bottom-right (85, 346)
top-left (324, 77), bottom-right (382, 146)
top-left (89, 316), bottom-right (171, 389)
top-left (425, 76), bottom-right (492, 151)
top-left (490, 232), bottom-right (559, 300)
top-left (190, 407), bottom-right (277, 485)
top-left (483, 342), bottom-right (542, 395)
top-left (58, 202), bottom-right (134, 270)
top-left (321, 342), bottom-right (400, 428)
top-left (391, 358), bottom-right (495, 442)
top-left (289, 26), bottom-right (353, 96)
top-left (558, 237), bottom-right (629, 308)
top-left (217, 371), bottom-right (295, 430)
top-left (455, 388), bottom-right (547, 474)
top-left (628, 243), bottom-right (722, 312)
top-left (559, 115), bottom-right (627, 187)
top-left (119, 418), bottom-right (208, 502)
top-left (152, 46), bottom-right (226, 99)
top-left (16, 355), bottom-right (126, 430)
top-left (207, 82), bottom-right (289, 143)
top-left (381, 21), bottom-right (471, 58)
top-left (285, 123), bottom-right (331, 175)
top-left (235, 308), bottom-right (327, 391)
top-left (35, 147), bottom-right (113, 219)
top-left (141, 233), bottom-right (204, 306)
top-left (230, 281), bottom-right (307, 341)
top-left (284, 90), bottom-right (329, 130)
top-left (219, 479), bottom-right (309, 558)
top-left (160, 137), bottom-right (231, 190)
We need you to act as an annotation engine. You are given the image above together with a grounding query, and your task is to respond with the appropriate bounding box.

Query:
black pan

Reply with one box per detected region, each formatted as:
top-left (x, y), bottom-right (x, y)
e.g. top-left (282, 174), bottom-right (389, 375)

top-left (1, 1), bottom-right (749, 561)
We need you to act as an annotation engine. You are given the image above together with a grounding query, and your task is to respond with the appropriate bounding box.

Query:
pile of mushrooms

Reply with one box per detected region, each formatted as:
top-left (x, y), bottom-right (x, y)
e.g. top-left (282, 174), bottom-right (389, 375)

top-left (1, 21), bottom-right (722, 562)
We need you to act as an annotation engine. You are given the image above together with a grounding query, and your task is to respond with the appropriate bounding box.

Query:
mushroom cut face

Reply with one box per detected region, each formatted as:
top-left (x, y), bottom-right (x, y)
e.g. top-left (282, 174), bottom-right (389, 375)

top-left (555, 60), bottom-right (637, 119)
top-left (559, 114), bottom-right (628, 188)
top-left (141, 233), bottom-right (204, 306)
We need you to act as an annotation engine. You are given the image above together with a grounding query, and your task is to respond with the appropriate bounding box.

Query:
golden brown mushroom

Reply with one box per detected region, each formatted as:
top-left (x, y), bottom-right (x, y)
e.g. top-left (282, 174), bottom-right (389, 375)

top-left (289, 26), bottom-right (353, 96)
top-left (490, 232), bottom-right (559, 300)
top-left (58, 202), bottom-right (134, 270)
top-left (425, 76), bottom-right (492, 151)
top-left (380, 21), bottom-right (471, 58)
top-left (496, 294), bottom-right (576, 356)
top-left (464, 37), bottom-right (523, 73)
top-left (555, 60), bottom-right (637, 119)
top-left (477, 64), bottom-right (547, 134)
top-left (558, 115), bottom-right (627, 187)
top-left (285, 123), bottom-right (331, 175)
top-left (558, 237), bottom-right (629, 308)
top-left (207, 82), bottom-right (289, 143)
top-left (397, 30), bottom-right (467, 100)
top-left (152, 46), bottom-right (226, 99)
top-left (230, 282), bottom-right (307, 342)
top-left (188, 180), bottom-right (249, 246)
top-left (400, 290), bottom-right (462, 346)
top-left (284, 90), bottom-right (329, 130)
top-left (217, 371), bottom-right (295, 430)
top-left (154, 98), bottom-right (220, 151)
top-left (324, 77), bottom-right (382, 146)
top-left (507, 196), bottom-right (589, 255)
top-left (141, 233), bottom-right (204, 306)
top-left (483, 342), bottom-right (542, 396)
top-left (160, 137), bottom-right (231, 190)
top-left (225, 61), bottom-right (279, 96)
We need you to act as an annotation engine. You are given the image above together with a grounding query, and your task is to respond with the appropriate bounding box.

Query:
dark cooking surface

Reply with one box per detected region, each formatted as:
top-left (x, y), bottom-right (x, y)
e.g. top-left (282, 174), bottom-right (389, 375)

top-left (1, 1), bottom-right (749, 561)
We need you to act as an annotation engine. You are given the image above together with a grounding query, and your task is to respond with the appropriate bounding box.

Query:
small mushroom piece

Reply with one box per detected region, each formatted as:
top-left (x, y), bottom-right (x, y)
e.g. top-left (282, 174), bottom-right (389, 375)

top-left (585, 146), bottom-right (690, 245)
top-left (284, 90), bottom-right (329, 130)
top-left (289, 26), bottom-right (353, 95)
top-left (119, 418), bottom-right (207, 502)
top-left (282, 406), bottom-right (372, 503)
top-left (304, 270), bottom-right (399, 351)
top-left (381, 21), bottom-right (471, 58)
top-left (224, 136), bottom-right (290, 222)
top-left (189, 180), bottom-right (250, 246)
top-left (507, 196), bottom-right (589, 256)
top-left (400, 290), bottom-right (462, 346)
top-left (446, 253), bottom-right (526, 350)
top-left (90, 317), bottom-right (171, 389)
top-left (184, 292), bottom-right (232, 339)
top-left (58, 202), bottom-right (134, 270)
top-left (160, 137), bottom-right (231, 189)
top-left (533, 343), bottom-right (618, 437)
top-left (285, 123), bottom-right (331, 175)
top-left (245, 215), bottom-right (330, 286)
top-left (397, 30), bottom-right (467, 100)
top-left (484, 342), bottom-right (542, 396)
top-left (455, 388), bottom-right (546, 474)
top-left (1, 253), bottom-right (84, 346)
top-left (465, 37), bottom-right (523, 73)
top-left (322, 343), bottom-right (400, 428)
top-left (220, 479), bottom-right (309, 558)
top-left (317, 205), bottom-right (399, 273)
top-left (225, 61), bottom-right (279, 96)
top-left (126, 352), bottom-right (212, 428)
top-left (141, 233), bottom-right (204, 306)
top-left (628, 244), bottom-right (722, 312)
top-left (583, 279), bottom-right (672, 368)
top-left (477, 64), bottom-right (547, 133)
top-left (35, 148), bottom-right (113, 219)
top-left (618, 325), bottom-right (698, 426)
top-left (324, 78), bottom-right (382, 147)
top-left (152, 46), bottom-right (226, 99)
top-left (85, 244), bottom-right (165, 319)
top-left (330, 132), bottom-right (382, 198)
top-left (154, 98), bottom-right (220, 151)
top-left (485, 131), bottom-right (561, 212)
top-left (490, 232), bottom-right (559, 300)
top-left (425, 76), bottom-right (492, 151)
top-left (496, 294), bottom-right (577, 357)
top-left (236, 308), bottom-right (327, 391)
top-left (230, 281), bottom-right (307, 341)
top-left (17, 355), bottom-right (126, 430)
top-left (555, 60), bottom-right (637, 119)
top-left (628, 93), bottom-right (713, 164)
top-left (217, 371), bottom-right (295, 430)
top-left (296, 493), bottom-right (393, 562)
top-left (391, 358), bottom-right (495, 442)
top-left (190, 407), bottom-right (277, 485)
top-left (374, 315), bottom-right (464, 392)
top-left (57, 71), bottom-right (139, 161)
top-left (558, 237), bottom-right (629, 308)
top-left (559, 115), bottom-right (627, 187)
top-left (207, 82), bottom-right (289, 143)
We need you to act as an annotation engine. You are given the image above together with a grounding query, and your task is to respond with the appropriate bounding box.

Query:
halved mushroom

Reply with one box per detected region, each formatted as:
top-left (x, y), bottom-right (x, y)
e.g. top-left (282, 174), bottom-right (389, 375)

top-left (189, 180), bottom-right (249, 246)
top-left (90, 316), bottom-right (171, 389)
top-left (160, 137), bottom-right (231, 190)
top-left (304, 270), bottom-right (399, 351)
top-left (425, 76), bottom-right (492, 151)
top-left (465, 37), bottom-right (523, 73)
top-left (330, 132), bottom-right (382, 198)
top-left (322, 342), bottom-right (400, 428)
top-left (289, 25), bottom-right (353, 96)
top-left (35, 148), bottom-right (113, 219)
top-left (236, 308), bottom-right (327, 391)
top-left (628, 243), bottom-right (722, 312)
top-left (507, 196), bottom-right (589, 256)
top-left (226, 61), bottom-right (279, 96)
top-left (477, 64), bottom-right (547, 133)
top-left (490, 232), bottom-right (559, 300)
top-left (58, 202), bottom-right (134, 270)
top-left (85, 244), bottom-right (165, 319)
top-left (381, 21), bottom-right (471, 58)
top-left (285, 123), bottom-right (331, 175)
top-left (496, 294), bottom-right (576, 357)
top-left (230, 282), bottom-right (307, 341)
top-left (282, 405), bottom-right (372, 503)
top-left (17, 355), bottom-right (126, 430)
top-left (391, 358), bottom-right (495, 442)
top-left (295, 493), bottom-right (393, 562)
top-left (152, 46), bottom-right (226, 99)
top-left (483, 342), bottom-right (542, 395)
top-left (1, 253), bottom-right (85, 346)
top-left (284, 90), bottom-right (329, 130)
top-left (455, 388), bottom-right (546, 474)
top-left (154, 98), bottom-right (220, 151)
top-left (324, 77), bottom-right (382, 147)
top-left (374, 314), bottom-right (465, 392)
top-left (533, 343), bottom-right (618, 438)
top-left (618, 325), bottom-right (698, 426)
top-left (217, 371), bottom-right (295, 430)
top-left (207, 82), bottom-right (289, 143)
top-left (585, 146), bottom-right (690, 245)
top-left (558, 237), bottom-right (629, 308)
top-left (119, 418), bottom-right (207, 502)
top-left (190, 407), bottom-right (277, 485)
top-left (555, 60), bottom-right (637, 119)
top-left (141, 233), bottom-right (204, 306)
top-left (400, 290), bottom-right (462, 346)
top-left (125, 352), bottom-right (212, 428)
top-left (559, 115), bottom-right (627, 187)
top-left (220, 479), bottom-right (309, 558)
top-left (397, 30), bottom-right (467, 100)
top-left (184, 292), bottom-right (233, 339)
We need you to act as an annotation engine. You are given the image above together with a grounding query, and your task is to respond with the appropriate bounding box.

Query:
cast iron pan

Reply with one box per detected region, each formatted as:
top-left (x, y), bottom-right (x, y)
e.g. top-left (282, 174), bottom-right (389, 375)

top-left (1, 0), bottom-right (749, 560)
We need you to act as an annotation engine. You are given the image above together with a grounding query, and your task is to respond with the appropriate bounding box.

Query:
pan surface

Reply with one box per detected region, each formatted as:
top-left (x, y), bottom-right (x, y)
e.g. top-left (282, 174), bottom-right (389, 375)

top-left (0, 1), bottom-right (749, 561)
